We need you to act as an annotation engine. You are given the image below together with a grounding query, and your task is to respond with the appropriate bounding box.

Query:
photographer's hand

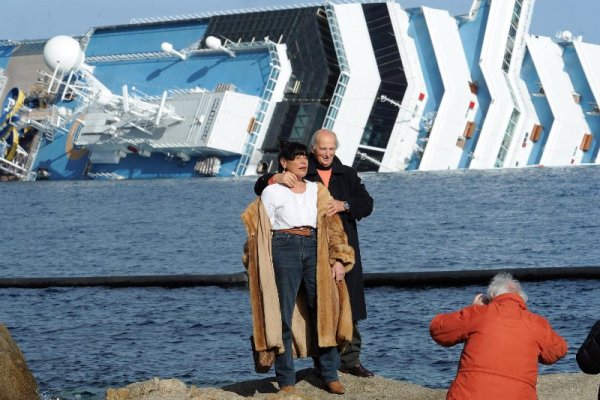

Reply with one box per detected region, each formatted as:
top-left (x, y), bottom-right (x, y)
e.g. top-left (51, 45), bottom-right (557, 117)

top-left (473, 293), bottom-right (487, 305)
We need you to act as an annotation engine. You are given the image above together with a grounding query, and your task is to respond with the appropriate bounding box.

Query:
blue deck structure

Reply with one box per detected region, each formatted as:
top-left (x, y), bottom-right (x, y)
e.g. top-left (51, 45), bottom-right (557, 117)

top-left (31, 131), bottom-right (90, 180)
top-left (91, 51), bottom-right (271, 96)
top-left (86, 21), bottom-right (271, 96)
top-left (29, 20), bottom-right (274, 180)
top-left (85, 22), bottom-right (209, 57)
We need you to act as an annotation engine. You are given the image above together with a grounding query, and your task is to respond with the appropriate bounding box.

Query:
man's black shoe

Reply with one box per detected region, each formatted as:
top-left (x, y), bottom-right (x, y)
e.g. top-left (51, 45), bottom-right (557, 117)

top-left (340, 363), bottom-right (374, 378)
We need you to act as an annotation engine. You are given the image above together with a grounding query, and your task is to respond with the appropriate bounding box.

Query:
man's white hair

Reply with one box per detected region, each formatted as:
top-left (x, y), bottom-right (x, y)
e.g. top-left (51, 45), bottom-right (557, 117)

top-left (310, 129), bottom-right (339, 150)
top-left (486, 272), bottom-right (528, 303)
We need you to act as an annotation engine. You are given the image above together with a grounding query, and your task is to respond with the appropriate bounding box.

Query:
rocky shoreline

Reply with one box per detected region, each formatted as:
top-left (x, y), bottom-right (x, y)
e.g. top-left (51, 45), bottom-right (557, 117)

top-left (106, 369), bottom-right (600, 400)
top-left (1, 323), bottom-right (598, 400)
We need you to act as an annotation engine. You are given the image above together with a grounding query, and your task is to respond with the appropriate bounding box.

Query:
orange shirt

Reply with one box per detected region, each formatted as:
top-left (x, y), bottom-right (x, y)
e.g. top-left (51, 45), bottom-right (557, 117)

top-left (316, 168), bottom-right (332, 188)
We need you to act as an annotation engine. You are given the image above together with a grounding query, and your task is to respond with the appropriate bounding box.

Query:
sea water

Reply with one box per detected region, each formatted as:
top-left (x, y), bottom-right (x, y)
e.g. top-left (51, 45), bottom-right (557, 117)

top-left (1, 166), bottom-right (598, 398)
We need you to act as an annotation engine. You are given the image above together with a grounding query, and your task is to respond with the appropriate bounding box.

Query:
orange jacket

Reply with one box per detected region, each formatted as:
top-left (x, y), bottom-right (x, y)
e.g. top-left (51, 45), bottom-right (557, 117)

top-left (430, 293), bottom-right (567, 400)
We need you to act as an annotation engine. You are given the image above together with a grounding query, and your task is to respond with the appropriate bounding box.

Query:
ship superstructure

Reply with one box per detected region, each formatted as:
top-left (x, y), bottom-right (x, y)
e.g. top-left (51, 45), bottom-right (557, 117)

top-left (0, 0), bottom-right (598, 181)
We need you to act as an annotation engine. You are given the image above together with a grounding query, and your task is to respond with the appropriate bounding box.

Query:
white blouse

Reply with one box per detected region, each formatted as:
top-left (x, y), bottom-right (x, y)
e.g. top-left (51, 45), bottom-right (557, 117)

top-left (261, 181), bottom-right (318, 229)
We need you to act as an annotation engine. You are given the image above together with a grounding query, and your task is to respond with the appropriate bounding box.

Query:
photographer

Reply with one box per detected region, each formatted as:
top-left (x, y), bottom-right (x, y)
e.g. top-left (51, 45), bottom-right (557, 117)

top-left (429, 272), bottom-right (567, 400)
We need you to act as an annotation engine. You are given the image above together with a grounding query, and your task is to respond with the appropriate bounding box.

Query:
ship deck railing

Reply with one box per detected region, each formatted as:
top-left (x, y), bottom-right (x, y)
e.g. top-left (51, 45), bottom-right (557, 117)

top-left (85, 40), bottom-right (274, 65)
top-left (21, 132), bottom-right (43, 179)
top-left (0, 68), bottom-right (7, 95)
top-left (235, 40), bottom-right (283, 176)
top-left (322, 4), bottom-right (351, 130)
top-left (129, 3), bottom-right (326, 24)
top-left (0, 156), bottom-right (28, 180)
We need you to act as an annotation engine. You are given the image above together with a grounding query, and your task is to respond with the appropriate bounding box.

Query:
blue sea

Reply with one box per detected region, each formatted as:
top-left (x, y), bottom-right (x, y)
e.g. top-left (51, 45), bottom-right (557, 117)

top-left (1, 166), bottom-right (599, 399)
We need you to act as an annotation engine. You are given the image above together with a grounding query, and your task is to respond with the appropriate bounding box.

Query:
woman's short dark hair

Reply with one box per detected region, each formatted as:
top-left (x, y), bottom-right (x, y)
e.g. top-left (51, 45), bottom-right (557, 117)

top-left (278, 141), bottom-right (308, 172)
top-left (279, 141), bottom-right (308, 161)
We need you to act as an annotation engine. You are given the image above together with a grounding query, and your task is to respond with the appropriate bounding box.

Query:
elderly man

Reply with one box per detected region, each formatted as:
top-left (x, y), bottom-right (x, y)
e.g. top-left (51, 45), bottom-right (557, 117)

top-left (430, 272), bottom-right (567, 400)
top-left (254, 129), bottom-right (374, 377)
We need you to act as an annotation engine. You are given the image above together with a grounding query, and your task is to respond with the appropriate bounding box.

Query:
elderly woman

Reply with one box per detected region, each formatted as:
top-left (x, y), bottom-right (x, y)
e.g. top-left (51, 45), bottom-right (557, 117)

top-left (241, 141), bottom-right (354, 395)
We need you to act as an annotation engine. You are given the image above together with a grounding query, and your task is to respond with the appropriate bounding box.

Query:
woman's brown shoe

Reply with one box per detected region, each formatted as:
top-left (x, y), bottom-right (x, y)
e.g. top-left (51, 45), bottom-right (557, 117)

top-left (327, 381), bottom-right (345, 395)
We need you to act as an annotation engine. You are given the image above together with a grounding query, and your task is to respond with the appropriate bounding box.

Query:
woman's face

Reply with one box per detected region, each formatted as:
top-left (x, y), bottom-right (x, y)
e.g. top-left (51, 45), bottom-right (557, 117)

top-left (281, 154), bottom-right (308, 179)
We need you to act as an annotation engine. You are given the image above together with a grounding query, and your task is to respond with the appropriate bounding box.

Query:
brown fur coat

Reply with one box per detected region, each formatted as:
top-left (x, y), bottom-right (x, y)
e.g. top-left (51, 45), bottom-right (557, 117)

top-left (241, 183), bottom-right (355, 357)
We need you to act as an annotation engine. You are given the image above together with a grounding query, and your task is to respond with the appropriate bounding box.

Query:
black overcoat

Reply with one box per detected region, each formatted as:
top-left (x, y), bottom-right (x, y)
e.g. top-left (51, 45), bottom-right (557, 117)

top-left (254, 154), bottom-right (373, 320)
top-left (577, 320), bottom-right (600, 374)
top-left (576, 320), bottom-right (600, 400)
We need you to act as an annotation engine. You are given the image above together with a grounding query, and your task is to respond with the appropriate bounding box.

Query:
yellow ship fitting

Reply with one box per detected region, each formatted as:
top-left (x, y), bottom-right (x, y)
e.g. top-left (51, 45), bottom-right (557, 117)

top-left (2, 126), bottom-right (19, 161)
top-left (0, 88), bottom-right (25, 126)
top-left (65, 119), bottom-right (88, 160)
top-left (0, 122), bottom-right (14, 142)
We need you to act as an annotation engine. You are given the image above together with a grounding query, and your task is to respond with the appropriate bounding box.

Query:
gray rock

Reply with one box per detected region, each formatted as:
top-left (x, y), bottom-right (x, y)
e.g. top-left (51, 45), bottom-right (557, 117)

top-left (537, 372), bottom-right (600, 400)
top-left (0, 324), bottom-right (39, 400)
top-left (105, 369), bottom-right (444, 400)
top-left (106, 369), bottom-right (600, 400)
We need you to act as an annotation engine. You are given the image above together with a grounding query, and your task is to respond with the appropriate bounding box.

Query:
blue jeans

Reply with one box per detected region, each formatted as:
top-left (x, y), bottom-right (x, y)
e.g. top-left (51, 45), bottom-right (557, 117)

top-left (271, 231), bottom-right (340, 387)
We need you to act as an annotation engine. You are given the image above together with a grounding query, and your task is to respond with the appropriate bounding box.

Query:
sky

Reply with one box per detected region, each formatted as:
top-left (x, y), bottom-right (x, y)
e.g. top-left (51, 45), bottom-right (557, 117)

top-left (2, 0), bottom-right (599, 44)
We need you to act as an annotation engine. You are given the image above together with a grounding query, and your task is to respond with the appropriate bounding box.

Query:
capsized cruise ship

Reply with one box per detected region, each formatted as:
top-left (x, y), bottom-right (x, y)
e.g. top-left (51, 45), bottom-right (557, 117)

top-left (0, 0), bottom-right (599, 181)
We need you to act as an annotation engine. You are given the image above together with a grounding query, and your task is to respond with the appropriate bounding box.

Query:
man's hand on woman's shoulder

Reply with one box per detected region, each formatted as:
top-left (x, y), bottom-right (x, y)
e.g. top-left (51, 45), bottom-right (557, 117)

top-left (273, 171), bottom-right (298, 187)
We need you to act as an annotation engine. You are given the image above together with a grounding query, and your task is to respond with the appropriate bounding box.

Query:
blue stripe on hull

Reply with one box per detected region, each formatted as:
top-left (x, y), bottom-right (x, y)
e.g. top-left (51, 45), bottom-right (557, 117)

top-left (89, 152), bottom-right (240, 179)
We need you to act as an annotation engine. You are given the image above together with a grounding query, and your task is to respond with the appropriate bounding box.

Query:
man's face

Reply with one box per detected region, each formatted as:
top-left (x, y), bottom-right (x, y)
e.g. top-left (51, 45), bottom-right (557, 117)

top-left (313, 133), bottom-right (336, 167)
